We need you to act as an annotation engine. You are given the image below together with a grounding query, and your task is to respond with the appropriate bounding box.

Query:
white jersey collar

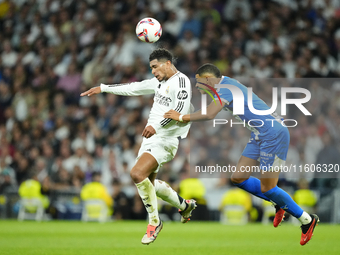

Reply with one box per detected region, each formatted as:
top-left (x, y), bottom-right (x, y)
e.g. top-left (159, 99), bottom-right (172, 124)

top-left (164, 71), bottom-right (180, 82)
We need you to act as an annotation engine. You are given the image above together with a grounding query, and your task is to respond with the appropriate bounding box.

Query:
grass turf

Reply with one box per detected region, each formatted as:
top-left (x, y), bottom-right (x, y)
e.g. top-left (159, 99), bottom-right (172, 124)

top-left (0, 220), bottom-right (338, 255)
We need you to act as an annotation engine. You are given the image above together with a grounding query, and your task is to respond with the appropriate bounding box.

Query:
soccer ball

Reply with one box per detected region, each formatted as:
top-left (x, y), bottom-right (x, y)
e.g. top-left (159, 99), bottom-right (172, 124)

top-left (135, 17), bottom-right (162, 43)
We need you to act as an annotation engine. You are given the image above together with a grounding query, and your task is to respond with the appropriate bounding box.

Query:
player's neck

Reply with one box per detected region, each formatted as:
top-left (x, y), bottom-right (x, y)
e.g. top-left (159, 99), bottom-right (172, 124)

top-left (165, 66), bottom-right (178, 81)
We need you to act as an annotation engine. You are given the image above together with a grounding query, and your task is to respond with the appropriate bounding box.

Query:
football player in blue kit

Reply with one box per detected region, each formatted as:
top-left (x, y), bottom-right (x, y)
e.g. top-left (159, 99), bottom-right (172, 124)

top-left (164, 63), bottom-right (318, 246)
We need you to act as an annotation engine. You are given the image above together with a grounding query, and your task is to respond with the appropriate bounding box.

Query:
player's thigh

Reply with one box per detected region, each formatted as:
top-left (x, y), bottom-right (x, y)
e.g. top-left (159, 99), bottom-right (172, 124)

top-left (259, 128), bottom-right (289, 170)
top-left (259, 141), bottom-right (286, 192)
top-left (231, 155), bottom-right (259, 183)
top-left (130, 152), bottom-right (159, 183)
top-left (148, 172), bottom-right (157, 185)
top-left (259, 128), bottom-right (290, 192)
top-left (231, 134), bottom-right (261, 183)
top-left (135, 136), bottom-right (179, 175)
top-left (260, 170), bottom-right (280, 193)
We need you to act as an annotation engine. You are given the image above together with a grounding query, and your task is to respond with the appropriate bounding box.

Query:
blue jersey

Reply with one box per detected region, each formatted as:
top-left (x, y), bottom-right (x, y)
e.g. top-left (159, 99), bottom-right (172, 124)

top-left (214, 76), bottom-right (285, 139)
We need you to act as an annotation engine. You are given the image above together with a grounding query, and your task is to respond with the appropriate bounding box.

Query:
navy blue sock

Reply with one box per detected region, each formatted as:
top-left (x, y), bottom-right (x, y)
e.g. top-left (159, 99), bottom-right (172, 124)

top-left (234, 176), bottom-right (270, 202)
top-left (264, 186), bottom-right (303, 218)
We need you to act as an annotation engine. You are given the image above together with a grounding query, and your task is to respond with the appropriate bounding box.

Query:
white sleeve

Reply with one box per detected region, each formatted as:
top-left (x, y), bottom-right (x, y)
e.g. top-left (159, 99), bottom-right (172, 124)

top-left (100, 78), bottom-right (158, 96)
top-left (158, 76), bottom-right (191, 128)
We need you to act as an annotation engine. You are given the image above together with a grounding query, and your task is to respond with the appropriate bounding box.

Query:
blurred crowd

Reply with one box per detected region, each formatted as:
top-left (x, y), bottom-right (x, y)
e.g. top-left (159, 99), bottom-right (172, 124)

top-left (1, 0), bottom-right (340, 219)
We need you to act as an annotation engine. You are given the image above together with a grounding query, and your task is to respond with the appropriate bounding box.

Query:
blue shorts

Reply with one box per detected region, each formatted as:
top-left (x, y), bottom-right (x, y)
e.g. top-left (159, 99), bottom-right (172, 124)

top-left (241, 128), bottom-right (290, 171)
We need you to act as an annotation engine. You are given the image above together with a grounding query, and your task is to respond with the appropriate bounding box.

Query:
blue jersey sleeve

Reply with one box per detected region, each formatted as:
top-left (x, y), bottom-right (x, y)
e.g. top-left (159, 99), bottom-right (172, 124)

top-left (214, 87), bottom-right (233, 105)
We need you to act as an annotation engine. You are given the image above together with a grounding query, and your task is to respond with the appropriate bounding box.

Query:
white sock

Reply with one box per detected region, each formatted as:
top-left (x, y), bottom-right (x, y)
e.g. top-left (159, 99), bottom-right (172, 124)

top-left (154, 179), bottom-right (187, 211)
top-left (135, 178), bottom-right (159, 226)
top-left (298, 211), bottom-right (312, 225)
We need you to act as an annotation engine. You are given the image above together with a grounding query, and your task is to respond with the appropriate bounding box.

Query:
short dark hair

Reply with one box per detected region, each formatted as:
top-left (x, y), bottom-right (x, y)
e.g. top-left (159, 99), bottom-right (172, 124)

top-left (149, 48), bottom-right (173, 63)
top-left (92, 172), bottom-right (101, 181)
top-left (112, 178), bottom-right (121, 186)
top-left (196, 63), bottom-right (221, 78)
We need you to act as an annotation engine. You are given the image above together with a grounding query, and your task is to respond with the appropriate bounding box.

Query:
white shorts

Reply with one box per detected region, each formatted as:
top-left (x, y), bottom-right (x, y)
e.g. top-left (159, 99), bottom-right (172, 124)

top-left (136, 135), bottom-right (179, 173)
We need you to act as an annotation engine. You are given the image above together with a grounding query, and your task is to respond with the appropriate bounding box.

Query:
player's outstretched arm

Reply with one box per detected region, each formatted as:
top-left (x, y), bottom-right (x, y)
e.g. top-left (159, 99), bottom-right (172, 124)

top-left (80, 86), bottom-right (101, 97)
top-left (163, 110), bottom-right (184, 122)
top-left (100, 79), bottom-right (157, 96)
top-left (81, 79), bottom-right (156, 98)
top-left (164, 100), bottom-right (225, 122)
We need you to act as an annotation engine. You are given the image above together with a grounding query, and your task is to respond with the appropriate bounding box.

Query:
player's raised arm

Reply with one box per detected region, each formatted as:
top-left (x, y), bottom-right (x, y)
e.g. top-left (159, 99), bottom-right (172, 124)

top-left (80, 78), bottom-right (158, 97)
top-left (164, 100), bottom-right (225, 122)
top-left (100, 78), bottom-right (158, 96)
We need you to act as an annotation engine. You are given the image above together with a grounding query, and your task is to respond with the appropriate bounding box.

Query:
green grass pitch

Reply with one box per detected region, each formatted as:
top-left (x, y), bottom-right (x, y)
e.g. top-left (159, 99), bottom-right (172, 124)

top-left (0, 220), bottom-right (339, 255)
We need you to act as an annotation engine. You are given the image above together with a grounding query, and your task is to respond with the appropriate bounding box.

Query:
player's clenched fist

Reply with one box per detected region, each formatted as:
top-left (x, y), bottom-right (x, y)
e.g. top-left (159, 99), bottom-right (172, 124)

top-left (80, 86), bottom-right (101, 97)
top-left (142, 125), bottom-right (156, 138)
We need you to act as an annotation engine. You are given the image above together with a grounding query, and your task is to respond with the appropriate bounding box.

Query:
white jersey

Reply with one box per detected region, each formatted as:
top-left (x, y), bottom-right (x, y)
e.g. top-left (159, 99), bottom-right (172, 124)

top-left (100, 71), bottom-right (192, 139)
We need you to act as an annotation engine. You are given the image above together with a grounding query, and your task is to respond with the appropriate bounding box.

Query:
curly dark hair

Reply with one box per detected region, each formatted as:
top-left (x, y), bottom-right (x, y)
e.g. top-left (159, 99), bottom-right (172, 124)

top-left (149, 48), bottom-right (173, 63)
top-left (196, 63), bottom-right (221, 78)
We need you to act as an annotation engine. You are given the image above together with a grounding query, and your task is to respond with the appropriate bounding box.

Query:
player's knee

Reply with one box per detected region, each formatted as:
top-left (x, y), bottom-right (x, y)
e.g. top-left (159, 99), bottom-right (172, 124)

top-left (260, 183), bottom-right (275, 193)
top-left (230, 176), bottom-right (246, 185)
top-left (130, 168), bottom-right (145, 183)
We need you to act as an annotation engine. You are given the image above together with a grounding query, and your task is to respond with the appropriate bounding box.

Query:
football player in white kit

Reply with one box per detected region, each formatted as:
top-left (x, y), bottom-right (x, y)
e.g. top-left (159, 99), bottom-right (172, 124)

top-left (81, 48), bottom-right (196, 245)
